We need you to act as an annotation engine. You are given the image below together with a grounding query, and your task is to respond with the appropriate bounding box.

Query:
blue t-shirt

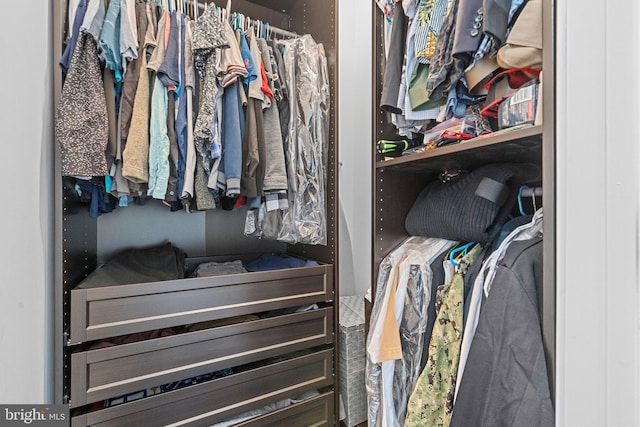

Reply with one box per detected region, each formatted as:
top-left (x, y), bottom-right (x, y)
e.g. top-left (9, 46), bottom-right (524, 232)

top-left (238, 29), bottom-right (258, 90)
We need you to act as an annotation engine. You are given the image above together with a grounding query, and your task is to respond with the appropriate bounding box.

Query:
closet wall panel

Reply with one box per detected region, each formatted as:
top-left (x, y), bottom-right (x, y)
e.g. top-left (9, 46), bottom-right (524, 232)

top-left (97, 204), bottom-right (207, 262)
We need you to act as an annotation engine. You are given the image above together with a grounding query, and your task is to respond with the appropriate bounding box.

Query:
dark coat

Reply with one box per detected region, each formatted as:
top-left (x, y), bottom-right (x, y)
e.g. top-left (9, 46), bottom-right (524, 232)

top-left (453, 0), bottom-right (484, 61)
top-left (483, 0), bottom-right (512, 44)
top-left (450, 237), bottom-right (554, 427)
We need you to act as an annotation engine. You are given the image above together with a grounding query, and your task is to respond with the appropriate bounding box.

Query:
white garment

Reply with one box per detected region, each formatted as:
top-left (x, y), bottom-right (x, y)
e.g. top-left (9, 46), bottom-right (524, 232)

top-left (80, 0), bottom-right (101, 33)
top-left (454, 208), bottom-right (544, 403)
top-left (367, 237), bottom-right (455, 363)
top-left (68, 0), bottom-right (81, 35)
top-left (120, 0), bottom-right (139, 69)
top-left (367, 237), bottom-right (457, 427)
top-left (181, 20), bottom-right (196, 201)
top-left (181, 88), bottom-right (197, 200)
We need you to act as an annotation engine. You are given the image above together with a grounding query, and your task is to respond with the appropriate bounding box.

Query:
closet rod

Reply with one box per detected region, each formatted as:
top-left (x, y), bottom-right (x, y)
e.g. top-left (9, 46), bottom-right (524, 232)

top-left (195, 2), bottom-right (300, 39)
top-left (521, 187), bottom-right (543, 198)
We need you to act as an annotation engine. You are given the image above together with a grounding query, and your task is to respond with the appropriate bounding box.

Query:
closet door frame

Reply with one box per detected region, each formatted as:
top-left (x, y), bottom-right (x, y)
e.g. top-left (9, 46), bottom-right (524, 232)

top-left (555, 0), bottom-right (640, 425)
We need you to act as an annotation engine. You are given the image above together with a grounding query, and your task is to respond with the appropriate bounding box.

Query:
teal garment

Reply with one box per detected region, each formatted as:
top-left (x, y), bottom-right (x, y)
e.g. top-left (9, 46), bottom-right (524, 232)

top-left (147, 77), bottom-right (171, 199)
top-left (86, 0), bottom-right (107, 42)
top-left (99, 0), bottom-right (123, 81)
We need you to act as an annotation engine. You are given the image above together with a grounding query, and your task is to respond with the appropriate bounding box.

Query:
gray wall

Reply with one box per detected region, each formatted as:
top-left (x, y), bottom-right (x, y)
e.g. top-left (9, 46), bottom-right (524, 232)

top-left (0, 1), bottom-right (53, 403)
top-left (338, 0), bottom-right (372, 298)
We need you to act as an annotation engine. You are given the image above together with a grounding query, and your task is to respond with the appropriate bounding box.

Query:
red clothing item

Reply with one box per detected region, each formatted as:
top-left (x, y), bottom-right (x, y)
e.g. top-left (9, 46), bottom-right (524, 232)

top-left (260, 60), bottom-right (274, 101)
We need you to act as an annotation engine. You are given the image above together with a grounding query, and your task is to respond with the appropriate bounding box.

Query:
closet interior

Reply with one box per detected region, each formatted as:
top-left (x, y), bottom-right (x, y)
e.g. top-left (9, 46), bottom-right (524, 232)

top-left (369, 0), bottom-right (555, 425)
top-left (53, 0), bottom-right (339, 425)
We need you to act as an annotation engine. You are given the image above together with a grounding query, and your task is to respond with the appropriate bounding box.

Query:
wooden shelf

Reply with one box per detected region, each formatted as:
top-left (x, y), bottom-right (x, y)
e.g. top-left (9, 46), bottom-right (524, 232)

top-left (376, 125), bottom-right (543, 175)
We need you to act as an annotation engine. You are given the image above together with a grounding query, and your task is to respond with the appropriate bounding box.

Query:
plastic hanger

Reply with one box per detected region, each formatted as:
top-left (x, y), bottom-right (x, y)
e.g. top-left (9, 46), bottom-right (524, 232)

top-left (449, 242), bottom-right (475, 267)
top-left (517, 186), bottom-right (528, 216)
top-left (266, 22), bottom-right (271, 41)
top-left (518, 186), bottom-right (542, 216)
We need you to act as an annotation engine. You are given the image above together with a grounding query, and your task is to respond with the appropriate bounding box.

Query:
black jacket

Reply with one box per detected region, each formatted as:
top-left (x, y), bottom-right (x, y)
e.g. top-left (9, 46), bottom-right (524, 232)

top-left (450, 237), bottom-right (554, 427)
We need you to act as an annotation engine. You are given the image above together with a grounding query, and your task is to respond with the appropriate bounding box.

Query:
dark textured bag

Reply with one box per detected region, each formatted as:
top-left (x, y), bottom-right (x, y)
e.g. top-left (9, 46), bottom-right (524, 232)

top-left (404, 163), bottom-right (540, 243)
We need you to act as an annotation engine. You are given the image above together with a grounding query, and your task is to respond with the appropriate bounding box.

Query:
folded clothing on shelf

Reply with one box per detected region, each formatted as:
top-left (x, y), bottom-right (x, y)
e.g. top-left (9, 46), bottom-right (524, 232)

top-left (405, 163), bottom-right (541, 243)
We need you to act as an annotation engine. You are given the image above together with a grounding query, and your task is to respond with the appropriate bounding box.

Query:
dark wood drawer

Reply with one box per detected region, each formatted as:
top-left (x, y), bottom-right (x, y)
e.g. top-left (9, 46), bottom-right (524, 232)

top-left (70, 308), bottom-right (334, 407)
top-left (70, 264), bottom-right (333, 343)
top-left (71, 349), bottom-right (334, 427)
top-left (235, 391), bottom-right (335, 426)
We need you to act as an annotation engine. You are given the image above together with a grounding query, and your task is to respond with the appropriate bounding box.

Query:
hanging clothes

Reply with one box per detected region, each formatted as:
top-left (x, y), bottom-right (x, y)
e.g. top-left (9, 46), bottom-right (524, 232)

top-left (192, 4), bottom-right (229, 178)
top-left (217, 80), bottom-right (245, 197)
top-left (404, 243), bottom-right (483, 427)
top-left (216, 21), bottom-right (249, 197)
top-left (268, 39), bottom-right (291, 146)
top-left (145, 9), bottom-right (171, 199)
top-left (450, 210), bottom-right (553, 427)
top-left (180, 17), bottom-right (197, 203)
top-left (147, 75), bottom-right (171, 199)
top-left (243, 28), bottom-right (290, 241)
top-left (120, 0), bottom-right (149, 145)
top-left (173, 13), bottom-right (189, 200)
top-left (380, 3), bottom-right (408, 114)
top-left (455, 209), bottom-right (543, 403)
top-left (99, 0), bottom-right (123, 81)
top-left (117, 0), bottom-right (149, 198)
top-left (122, 1), bottom-right (157, 185)
top-left (82, 0), bottom-right (106, 42)
top-left (277, 35), bottom-right (330, 245)
top-left (120, 0), bottom-right (139, 76)
top-left (160, 12), bottom-right (183, 207)
top-left (366, 237), bottom-right (457, 427)
top-left (57, 1), bottom-right (330, 240)
top-left (56, 32), bottom-right (109, 177)
top-left (258, 38), bottom-right (288, 192)
top-left (240, 30), bottom-right (267, 199)
top-left (60, 0), bottom-right (88, 73)
top-left (237, 29), bottom-right (259, 92)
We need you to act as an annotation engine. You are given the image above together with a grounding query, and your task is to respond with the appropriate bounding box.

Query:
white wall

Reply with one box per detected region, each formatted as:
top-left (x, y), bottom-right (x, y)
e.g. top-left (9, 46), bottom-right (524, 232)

top-left (338, 0), bottom-right (372, 297)
top-left (555, 0), bottom-right (640, 425)
top-left (0, 1), bottom-right (53, 403)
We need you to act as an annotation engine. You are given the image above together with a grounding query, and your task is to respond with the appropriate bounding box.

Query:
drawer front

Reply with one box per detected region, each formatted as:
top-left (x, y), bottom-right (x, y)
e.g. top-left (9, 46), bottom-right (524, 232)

top-left (71, 308), bottom-right (334, 407)
top-left (235, 391), bottom-right (336, 427)
top-left (70, 265), bottom-right (333, 343)
top-left (71, 349), bottom-right (334, 427)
